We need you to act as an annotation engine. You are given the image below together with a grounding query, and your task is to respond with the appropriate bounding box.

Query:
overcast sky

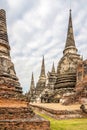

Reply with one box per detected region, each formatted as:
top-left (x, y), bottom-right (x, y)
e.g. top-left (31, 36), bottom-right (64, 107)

top-left (0, 0), bottom-right (87, 93)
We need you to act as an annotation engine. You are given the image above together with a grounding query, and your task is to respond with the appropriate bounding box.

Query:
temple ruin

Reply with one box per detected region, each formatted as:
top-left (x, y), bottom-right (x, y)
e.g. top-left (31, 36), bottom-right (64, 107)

top-left (28, 10), bottom-right (84, 104)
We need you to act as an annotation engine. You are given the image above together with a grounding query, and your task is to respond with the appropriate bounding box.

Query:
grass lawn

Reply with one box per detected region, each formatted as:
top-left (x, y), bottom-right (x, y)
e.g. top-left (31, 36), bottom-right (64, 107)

top-left (36, 112), bottom-right (87, 130)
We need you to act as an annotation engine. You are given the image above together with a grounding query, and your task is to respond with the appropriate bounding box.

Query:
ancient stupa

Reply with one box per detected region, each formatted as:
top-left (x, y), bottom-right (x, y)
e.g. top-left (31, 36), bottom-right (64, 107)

top-left (35, 56), bottom-right (46, 96)
top-left (55, 10), bottom-right (82, 100)
top-left (0, 9), bottom-right (50, 130)
top-left (26, 72), bottom-right (36, 102)
top-left (0, 9), bottom-right (22, 97)
top-left (29, 72), bottom-right (35, 95)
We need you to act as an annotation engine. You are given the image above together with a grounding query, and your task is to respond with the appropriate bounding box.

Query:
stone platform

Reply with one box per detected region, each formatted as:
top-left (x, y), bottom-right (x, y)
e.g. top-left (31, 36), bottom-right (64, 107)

top-left (30, 103), bottom-right (87, 119)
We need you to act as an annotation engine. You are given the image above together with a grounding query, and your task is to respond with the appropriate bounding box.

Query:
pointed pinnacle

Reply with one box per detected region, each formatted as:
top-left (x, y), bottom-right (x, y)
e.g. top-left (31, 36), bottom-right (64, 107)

top-left (40, 56), bottom-right (45, 77)
top-left (51, 62), bottom-right (55, 73)
top-left (32, 72), bottom-right (34, 81)
top-left (65, 9), bottom-right (75, 49)
top-left (30, 72), bottom-right (35, 90)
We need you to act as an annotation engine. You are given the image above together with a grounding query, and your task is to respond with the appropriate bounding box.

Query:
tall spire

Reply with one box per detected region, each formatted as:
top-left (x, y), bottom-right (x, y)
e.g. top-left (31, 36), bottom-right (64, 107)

top-left (51, 62), bottom-right (55, 73)
top-left (40, 56), bottom-right (45, 77)
top-left (30, 72), bottom-right (35, 94)
top-left (64, 9), bottom-right (76, 50)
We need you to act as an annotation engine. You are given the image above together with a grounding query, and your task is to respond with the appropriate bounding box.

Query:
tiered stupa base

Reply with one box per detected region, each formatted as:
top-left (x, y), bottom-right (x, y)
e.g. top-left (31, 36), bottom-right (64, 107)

top-left (54, 73), bottom-right (77, 103)
top-left (55, 72), bottom-right (76, 89)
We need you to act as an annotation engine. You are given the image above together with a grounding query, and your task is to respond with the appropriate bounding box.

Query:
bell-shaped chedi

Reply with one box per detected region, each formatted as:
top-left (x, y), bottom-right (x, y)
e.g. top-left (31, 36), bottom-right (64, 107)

top-left (0, 9), bottom-right (22, 97)
top-left (55, 10), bottom-right (82, 91)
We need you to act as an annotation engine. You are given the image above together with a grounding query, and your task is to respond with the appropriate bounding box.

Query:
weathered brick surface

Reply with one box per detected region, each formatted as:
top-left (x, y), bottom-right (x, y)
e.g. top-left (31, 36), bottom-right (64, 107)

top-left (0, 106), bottom-right (50, 130)
top-left (0, 107), bottom-right (35, 120)
top-left (76, 60), bottom-right (87, 92)
top-left (0, 117), bottom-right (50, 130)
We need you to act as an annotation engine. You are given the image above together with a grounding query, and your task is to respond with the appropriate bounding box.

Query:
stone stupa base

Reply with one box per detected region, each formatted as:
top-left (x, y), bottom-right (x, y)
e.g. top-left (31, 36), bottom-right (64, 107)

top-left (0, 98), bottom-right (50, 130)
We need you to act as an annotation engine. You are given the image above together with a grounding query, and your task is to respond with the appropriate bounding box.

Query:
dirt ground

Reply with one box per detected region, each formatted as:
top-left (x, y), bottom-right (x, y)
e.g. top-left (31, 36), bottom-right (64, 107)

top-left (30, 103), bottom-right (87, 110)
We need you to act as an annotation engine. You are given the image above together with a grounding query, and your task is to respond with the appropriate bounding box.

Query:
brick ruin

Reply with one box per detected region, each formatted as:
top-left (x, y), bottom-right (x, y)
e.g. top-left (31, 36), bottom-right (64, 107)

top-left (76, 60), bottom-right (87, 92)
top-left (0, 9), bottom-right (50, 130)
top-left (61, 60), bottom-right (87, 105)
top-left (75, 60), bottom-right (87, 103)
